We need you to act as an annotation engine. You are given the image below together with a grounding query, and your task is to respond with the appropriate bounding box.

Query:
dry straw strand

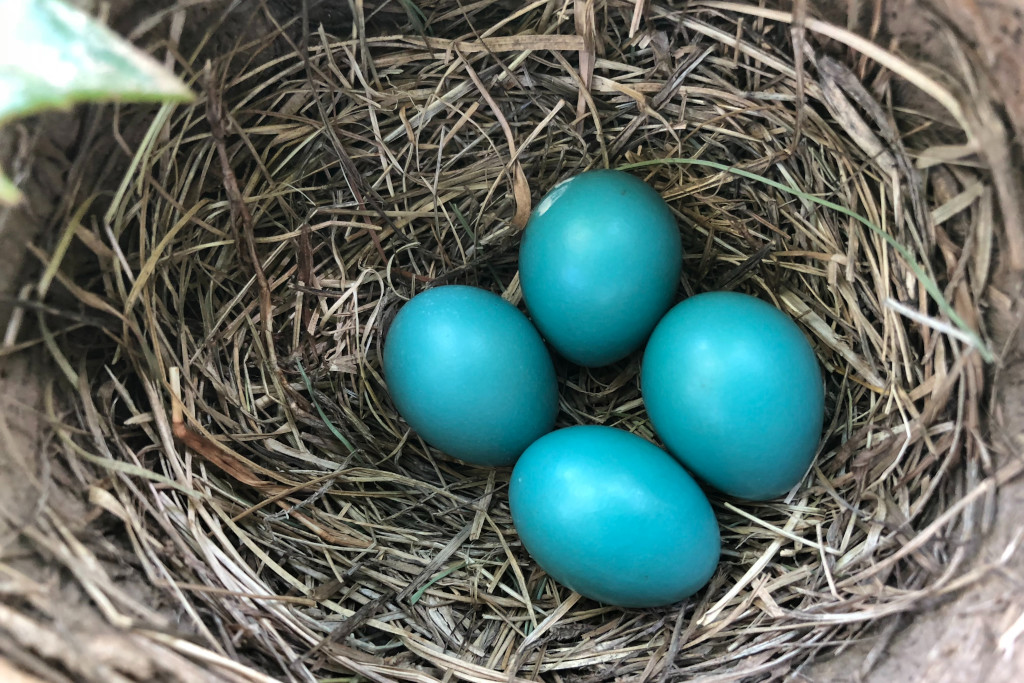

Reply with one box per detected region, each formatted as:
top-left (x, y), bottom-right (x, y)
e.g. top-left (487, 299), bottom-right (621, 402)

top-left (5, 0), bottom-right (1016, 681)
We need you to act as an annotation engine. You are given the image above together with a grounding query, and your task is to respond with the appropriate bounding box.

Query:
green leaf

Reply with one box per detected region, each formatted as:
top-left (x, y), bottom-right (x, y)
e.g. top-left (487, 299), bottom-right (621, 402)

top-left (0, 0), bottom-right (194, 204)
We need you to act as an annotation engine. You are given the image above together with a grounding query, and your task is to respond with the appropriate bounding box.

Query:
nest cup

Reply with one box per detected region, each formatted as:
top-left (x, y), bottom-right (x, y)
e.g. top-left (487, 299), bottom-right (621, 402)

top-left (2, 1), bottom-right (1023, 681)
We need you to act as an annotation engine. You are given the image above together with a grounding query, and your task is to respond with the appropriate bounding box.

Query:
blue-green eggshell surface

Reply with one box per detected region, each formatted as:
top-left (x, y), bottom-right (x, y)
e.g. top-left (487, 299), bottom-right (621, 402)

top-left (519, 170), bottom-right (682, 367)
top-left (383, 286), bottom-right (558, 467)
top-left (509, 426), bottom-right (720, 608)
top-left (641, 292), bottom-right (825, 500)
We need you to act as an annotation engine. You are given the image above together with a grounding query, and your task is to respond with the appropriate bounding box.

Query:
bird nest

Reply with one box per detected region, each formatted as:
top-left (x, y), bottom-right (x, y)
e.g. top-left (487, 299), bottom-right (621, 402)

top-left (6, 0), bottom-right (1021, 681)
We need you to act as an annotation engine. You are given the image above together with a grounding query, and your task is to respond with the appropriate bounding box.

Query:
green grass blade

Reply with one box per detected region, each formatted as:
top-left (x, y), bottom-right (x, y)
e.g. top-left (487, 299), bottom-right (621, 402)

top-left (296, 359), bottom-right (356, 453)
top-left (620, 157), bottom-right (993, 362)
top-left (0, 172), bottom-right (21, 204)
top-left (409, 561), bottom-right (468, 605)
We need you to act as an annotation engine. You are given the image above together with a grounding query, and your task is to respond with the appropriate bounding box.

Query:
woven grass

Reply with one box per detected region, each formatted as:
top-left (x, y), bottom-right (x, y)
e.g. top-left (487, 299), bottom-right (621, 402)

top-left (4, 0), bottom-right (1022, 680)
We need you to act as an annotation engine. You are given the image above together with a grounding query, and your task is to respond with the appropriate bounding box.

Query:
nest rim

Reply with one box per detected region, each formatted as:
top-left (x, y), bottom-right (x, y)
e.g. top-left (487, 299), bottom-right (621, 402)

top-left (4, 1), bottom-right (1021, 681)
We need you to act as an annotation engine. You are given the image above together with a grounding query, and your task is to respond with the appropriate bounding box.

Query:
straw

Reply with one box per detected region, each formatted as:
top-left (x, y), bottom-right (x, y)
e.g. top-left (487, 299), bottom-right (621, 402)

top-left (5, 1), bottom-right (1016, 680)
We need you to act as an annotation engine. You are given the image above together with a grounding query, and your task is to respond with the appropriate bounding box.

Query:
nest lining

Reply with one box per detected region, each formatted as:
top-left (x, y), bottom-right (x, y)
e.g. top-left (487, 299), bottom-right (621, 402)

top-left (6, 1), bottom-right (1009, 681)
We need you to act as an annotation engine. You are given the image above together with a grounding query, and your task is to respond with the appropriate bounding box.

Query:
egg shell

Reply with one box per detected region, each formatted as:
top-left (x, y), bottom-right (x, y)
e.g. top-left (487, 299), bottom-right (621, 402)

top-left (518, 170), bottom-right (682, 367)
top-left (509, 425), bottom-right (721, 608)
top-left (383, 285), bottom-right (558, 467)
top-left (641, 291), bottom-right (825, 500)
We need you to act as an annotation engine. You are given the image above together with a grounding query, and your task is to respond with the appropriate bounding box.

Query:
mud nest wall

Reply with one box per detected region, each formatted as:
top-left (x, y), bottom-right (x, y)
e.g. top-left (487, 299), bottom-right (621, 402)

top-left (2, 1), bottom-right (1024, 682)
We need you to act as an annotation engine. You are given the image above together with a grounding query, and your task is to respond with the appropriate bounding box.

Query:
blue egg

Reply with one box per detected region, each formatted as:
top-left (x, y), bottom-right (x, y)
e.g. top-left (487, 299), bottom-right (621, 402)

top-left (519, 170), bottom-right (682, 367)
top-left (509, 426), bottom-right (720, 607)
top-left (641, 292), bottom-right (825, 500)
top-left (383, 285), bottom-right (558, 467)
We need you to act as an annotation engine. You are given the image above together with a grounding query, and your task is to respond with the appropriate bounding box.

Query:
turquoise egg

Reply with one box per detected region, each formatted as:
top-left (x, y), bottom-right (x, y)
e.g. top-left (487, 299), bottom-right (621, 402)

top-left (509, 426), bottom-right (720, 608)
top-left (519, 170), bottom-right (682, 367)
top-left (641, 292), bottom-right (825, 500)
top-left (383, 285), bottom-right (558, 467)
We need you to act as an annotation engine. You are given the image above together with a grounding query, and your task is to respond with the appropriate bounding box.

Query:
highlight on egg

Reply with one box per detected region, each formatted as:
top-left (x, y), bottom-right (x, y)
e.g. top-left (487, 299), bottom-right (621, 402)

top-left (509, 426), bottom-right (721, 608)
top-left (641, 291), bottom-right (825, 500)
top-left (518, 169), bottom-right (682, 367)
top-left (382, 285), bottom-right (558, 467)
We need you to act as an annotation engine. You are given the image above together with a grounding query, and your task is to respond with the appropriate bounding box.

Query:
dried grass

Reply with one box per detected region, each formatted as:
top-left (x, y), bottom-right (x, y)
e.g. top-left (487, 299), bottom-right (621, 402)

top-left (3, 0), bottom-right (1021, 681)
